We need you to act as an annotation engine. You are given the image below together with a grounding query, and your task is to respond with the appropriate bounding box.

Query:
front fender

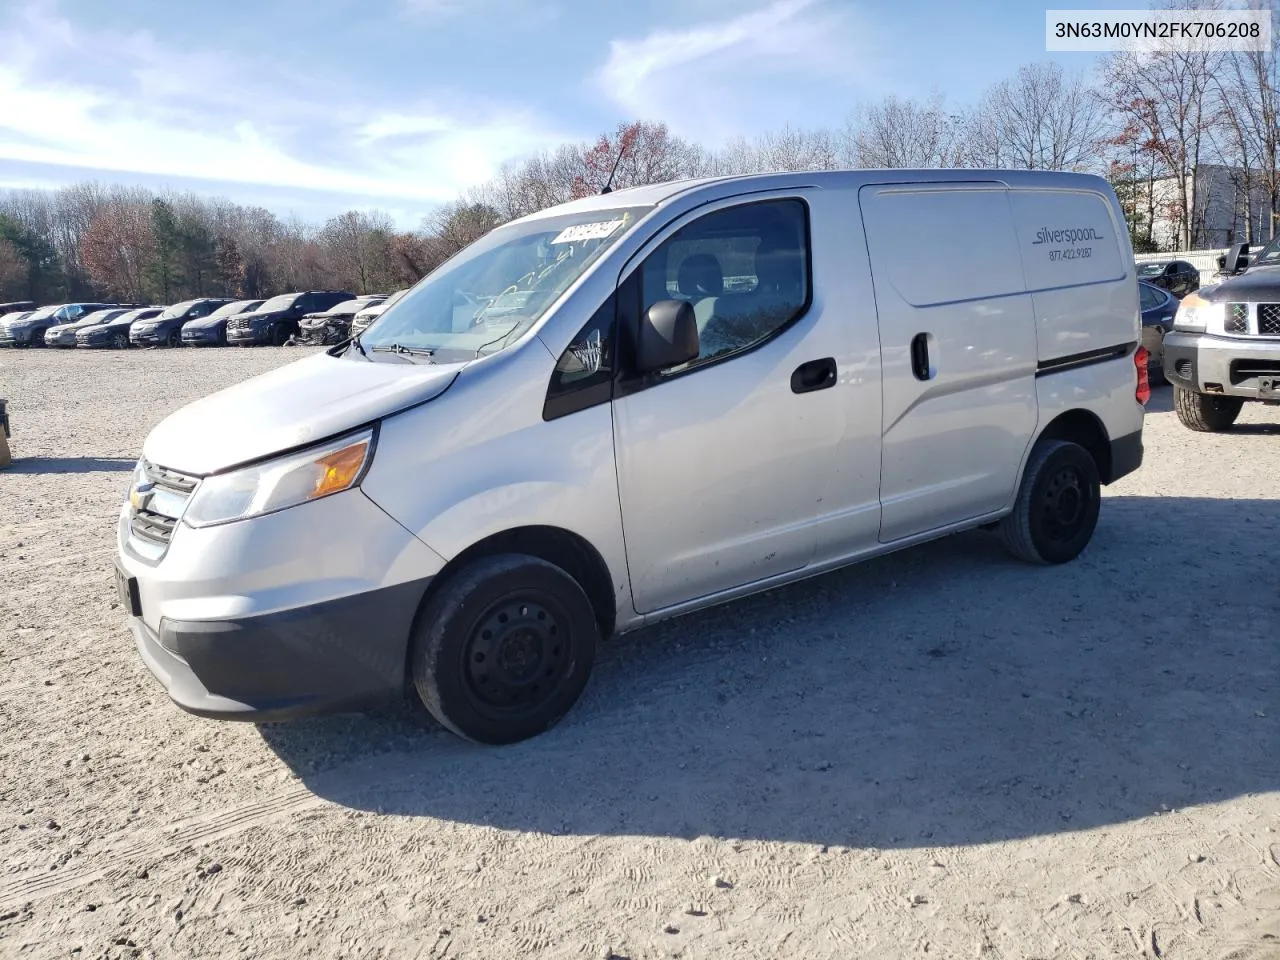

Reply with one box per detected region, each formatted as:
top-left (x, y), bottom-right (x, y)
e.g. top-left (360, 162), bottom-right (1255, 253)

top-left (358, 354), bottom-right (632, 627)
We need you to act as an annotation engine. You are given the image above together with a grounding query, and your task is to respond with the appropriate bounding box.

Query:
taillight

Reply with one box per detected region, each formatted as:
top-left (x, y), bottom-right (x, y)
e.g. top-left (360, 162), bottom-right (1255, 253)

top-left (1134, 345), bottom-right (1151, 405)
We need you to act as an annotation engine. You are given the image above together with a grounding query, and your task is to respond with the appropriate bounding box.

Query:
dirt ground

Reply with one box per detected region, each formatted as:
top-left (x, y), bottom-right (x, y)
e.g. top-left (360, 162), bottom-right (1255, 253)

top-left (1, 346), bottom-right (1277, 960)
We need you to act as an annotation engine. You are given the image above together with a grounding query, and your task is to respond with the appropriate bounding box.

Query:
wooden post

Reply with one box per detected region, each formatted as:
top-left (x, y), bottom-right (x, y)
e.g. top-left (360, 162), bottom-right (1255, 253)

top-left (0, 399), bottom-right (10, 469)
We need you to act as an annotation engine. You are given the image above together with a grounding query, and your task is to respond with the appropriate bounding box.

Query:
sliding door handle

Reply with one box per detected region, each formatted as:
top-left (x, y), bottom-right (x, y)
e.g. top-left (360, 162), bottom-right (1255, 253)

top-left (910, 333), bottom-right (934, 381)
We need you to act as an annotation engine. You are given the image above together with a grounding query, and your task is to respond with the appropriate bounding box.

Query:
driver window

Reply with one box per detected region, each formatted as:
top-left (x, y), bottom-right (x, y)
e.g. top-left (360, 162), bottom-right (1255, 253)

top-left (637, 199), bottom-right (809, 371)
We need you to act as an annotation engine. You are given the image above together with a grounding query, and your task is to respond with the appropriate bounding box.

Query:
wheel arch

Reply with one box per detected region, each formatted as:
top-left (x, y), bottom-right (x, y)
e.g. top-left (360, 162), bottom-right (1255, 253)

top-left (1035, 408), bottom-right (1113, 482)
top-left (409, 524), bottom-right (618, 669)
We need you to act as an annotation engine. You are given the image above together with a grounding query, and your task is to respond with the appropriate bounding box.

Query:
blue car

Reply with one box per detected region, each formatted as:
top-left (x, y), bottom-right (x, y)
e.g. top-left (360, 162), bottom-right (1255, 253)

top-left (1139, 279), bottom-right (1177, 385)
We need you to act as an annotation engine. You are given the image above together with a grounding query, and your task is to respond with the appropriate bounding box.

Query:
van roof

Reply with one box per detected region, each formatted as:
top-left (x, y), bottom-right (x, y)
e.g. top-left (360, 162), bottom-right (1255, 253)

top-left (508, 169), bottom-right (1112, 225)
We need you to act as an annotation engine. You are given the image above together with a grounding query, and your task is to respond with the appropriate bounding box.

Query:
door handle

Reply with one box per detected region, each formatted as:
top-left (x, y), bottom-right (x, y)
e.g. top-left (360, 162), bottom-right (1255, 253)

top-left (910, 333), bottom-right (934, 381)
top-left (791, 357), bottom-right (837, 394)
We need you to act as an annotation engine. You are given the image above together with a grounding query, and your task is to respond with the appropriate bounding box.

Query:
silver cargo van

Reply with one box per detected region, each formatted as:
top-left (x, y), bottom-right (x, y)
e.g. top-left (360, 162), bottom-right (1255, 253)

top-left (116, 170), bottom-right (1147, 744)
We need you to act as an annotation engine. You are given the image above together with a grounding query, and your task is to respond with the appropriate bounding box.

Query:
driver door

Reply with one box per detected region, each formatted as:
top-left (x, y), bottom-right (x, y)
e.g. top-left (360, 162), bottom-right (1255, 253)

top-left (611, 194), bottom-right (868, 614)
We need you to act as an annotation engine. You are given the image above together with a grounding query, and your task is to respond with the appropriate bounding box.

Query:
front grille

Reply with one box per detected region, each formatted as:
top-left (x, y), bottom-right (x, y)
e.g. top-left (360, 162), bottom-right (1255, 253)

top-left (129, 509), bottom-right (177, 544)
top-left (1259, 304), bottom-right (1280, 336)
top-left (1231, 359), bottom-right (1280, 385)
top-left (148, 462), bottom-right (197, 494)
top-left (228, 317), bottom-right (251, 332)
top-left (1227, 303), bottom-right (1249, 333)
top-left (127, 460), bottom-right (197, 549)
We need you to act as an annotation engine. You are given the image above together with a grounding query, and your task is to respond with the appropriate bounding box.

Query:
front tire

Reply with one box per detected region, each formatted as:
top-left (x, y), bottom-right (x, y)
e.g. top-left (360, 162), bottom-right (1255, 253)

top-left (999, 439), bottom-right (1100, 565)
top-left (410, 554), bottom-right (598, 745)
top-left (166, 329), bottom-right (181, 348)
top-left (1174, 387), bottom-right (1242, 432)
top-left (111, 332), bottom-right (128, 350)
top-left (271, 324), bottom-right (290, 346)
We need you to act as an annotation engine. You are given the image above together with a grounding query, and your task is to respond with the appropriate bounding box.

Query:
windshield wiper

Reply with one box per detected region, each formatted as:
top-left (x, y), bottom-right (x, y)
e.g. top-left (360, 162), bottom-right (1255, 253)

top-left (370, 342), bottom-right (436, 362)
top-left (347, 335), bottom-right (368, 359)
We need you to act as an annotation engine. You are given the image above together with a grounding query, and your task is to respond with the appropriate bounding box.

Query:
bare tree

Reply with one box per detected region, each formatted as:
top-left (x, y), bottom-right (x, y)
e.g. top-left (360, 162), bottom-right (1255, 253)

top-left (320, 210), bottom-right (395, 294)
top-left (1100, 1), bottom-right (1225, 249)
top-left (846, 93), bottom-right (966, 168)
top-left (79, 202), bottom-right (154, 301)
top-left (1224, 0), bottom-right (1280, 241)
top-left (0, 239), bottom-right (25, 299)
top-left (967, 61), bottom-right (1107, 170)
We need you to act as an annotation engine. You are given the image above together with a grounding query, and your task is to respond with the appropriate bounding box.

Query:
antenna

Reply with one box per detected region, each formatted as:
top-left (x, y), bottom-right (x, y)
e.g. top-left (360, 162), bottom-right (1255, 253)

top-left (600, 137), bottom-right (630, 195)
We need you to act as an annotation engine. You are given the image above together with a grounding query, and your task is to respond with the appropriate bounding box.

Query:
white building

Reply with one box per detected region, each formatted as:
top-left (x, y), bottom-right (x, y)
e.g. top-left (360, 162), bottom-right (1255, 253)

top-left (1144, 165), bottom-right (1276, 251)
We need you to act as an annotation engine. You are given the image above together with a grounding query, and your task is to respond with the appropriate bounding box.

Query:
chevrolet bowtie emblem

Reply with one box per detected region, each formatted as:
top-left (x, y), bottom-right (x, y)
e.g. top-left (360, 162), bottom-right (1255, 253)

top-left (129, 481), bottom-right (155, 511)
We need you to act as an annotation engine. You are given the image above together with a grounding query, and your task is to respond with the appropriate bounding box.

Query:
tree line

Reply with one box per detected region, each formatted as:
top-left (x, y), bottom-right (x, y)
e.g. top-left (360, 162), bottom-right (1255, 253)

top-left (2, 13), bottom-right (1278, 306)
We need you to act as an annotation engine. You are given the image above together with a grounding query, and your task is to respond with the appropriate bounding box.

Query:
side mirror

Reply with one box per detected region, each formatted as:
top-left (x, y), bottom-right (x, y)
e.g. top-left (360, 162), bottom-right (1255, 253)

top-left (1223, 242), bottom-right (1250, 274)
top-left (636, 299), bottom-right (699, 373)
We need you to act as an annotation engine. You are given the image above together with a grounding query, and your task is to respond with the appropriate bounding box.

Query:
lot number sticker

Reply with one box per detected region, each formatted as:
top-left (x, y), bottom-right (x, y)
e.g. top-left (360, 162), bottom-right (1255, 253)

top-left (551, 219), bottom-right (626, 244)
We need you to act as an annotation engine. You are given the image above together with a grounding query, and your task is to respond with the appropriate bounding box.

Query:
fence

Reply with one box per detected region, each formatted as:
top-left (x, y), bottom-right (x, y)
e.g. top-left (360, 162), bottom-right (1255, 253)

top-left (1134, 248), bottom-right (1229, 286)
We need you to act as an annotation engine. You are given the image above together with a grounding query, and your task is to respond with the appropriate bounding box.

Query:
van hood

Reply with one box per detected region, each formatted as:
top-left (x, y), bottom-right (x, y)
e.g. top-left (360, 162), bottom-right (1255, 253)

top-left (144, 351), bottom-right (463, 475)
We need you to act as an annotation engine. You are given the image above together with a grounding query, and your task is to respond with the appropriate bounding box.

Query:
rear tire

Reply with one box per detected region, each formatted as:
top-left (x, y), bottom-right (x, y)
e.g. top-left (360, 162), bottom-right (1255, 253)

top-left (410, 554), bottom-right (598, 745)
top-left (999, 439), bottom-right (1100, 565)
top-left (1174, 387), bottom-right (1242, 432)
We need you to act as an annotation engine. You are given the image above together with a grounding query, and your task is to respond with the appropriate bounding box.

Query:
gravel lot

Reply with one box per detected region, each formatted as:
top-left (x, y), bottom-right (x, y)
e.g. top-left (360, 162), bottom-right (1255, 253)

top-left (1, 346), bottom-right (1278, 960)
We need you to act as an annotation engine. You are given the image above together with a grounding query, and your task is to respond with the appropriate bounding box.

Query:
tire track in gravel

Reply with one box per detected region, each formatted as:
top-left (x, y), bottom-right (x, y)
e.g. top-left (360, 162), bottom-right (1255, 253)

top-left (0, 783), bottom-right (324, 909)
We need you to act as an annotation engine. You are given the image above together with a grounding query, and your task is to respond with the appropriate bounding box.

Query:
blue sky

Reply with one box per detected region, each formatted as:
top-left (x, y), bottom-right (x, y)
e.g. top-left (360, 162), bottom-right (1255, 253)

top-left (0, 0), bottom-right (1114, 227)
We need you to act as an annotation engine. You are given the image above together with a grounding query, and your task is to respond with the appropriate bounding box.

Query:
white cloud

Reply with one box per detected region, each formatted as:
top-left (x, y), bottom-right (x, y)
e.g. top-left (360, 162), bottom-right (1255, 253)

top-left (0, 3), bottom-right (569, 206)
top-left (597, 0), bottom-right (886, 141)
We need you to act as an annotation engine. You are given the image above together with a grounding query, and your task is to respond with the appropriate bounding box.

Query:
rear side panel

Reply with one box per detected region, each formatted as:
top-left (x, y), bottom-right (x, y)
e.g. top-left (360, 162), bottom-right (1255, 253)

top-left (1008, 186), bottom-right (1137, 366)
top-left (1011, 185), bottom-right (1143, 483)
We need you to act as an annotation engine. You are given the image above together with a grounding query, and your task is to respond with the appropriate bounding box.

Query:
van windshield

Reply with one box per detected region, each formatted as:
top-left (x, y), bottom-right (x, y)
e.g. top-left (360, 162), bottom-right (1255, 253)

top-left (356, 207), bottom-right (644, 361)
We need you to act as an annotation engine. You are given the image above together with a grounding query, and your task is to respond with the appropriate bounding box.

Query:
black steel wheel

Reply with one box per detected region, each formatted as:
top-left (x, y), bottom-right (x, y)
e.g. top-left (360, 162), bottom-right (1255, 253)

top-left (410, 553), bottom-right (598, 745)
top-left (999, 439), bottom-right (1100, 565)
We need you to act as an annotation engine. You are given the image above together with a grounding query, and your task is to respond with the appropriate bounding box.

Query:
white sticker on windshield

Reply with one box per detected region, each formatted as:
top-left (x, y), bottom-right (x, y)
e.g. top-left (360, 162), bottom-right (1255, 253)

top-left (551, 219), bottom-right (625, 244)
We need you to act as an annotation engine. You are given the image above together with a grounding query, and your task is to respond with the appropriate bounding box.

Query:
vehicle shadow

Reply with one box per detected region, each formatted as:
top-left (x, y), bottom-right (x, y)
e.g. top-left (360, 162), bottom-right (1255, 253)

top-left (1145, 384), bottom-right (1174, 413)
top-left (260, 495), bottom-right (1279, 849)
top-left (4, 456), bottom-right (135, 474)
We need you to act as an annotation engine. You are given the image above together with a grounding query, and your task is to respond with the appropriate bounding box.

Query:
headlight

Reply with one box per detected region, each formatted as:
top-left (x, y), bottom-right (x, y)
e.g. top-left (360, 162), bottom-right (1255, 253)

top-left (183, 428), bottom-right (375, 528)
top-left (1173, 293), bottom-right (1221, 332)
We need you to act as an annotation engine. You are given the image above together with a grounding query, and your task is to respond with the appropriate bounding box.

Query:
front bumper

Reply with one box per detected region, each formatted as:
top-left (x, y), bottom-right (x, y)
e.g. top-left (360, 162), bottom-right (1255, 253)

top-left (226, 327), bottom-right (270, 345)
top-left (1163, 331), bottom-right (1280, 400)
top-left (128, 579), bottom-right (430, 720)
top-left (46, 333), bottom-right (77, 347)
top-left (77, 333), bottom-right (113, 348)
top-left (130, 330), bottom-right (168, 346)
top-left (1, 328), bottom-right (34, 346)
top-left (117, 487), bottom-right (445, 720)
top-left (181, 329), bottom-right (222, 346)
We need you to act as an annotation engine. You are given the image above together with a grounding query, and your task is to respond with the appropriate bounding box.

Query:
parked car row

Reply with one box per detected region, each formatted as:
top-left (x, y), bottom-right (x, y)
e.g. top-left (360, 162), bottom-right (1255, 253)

top-left (0, 288), bottom-right (413, 350)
